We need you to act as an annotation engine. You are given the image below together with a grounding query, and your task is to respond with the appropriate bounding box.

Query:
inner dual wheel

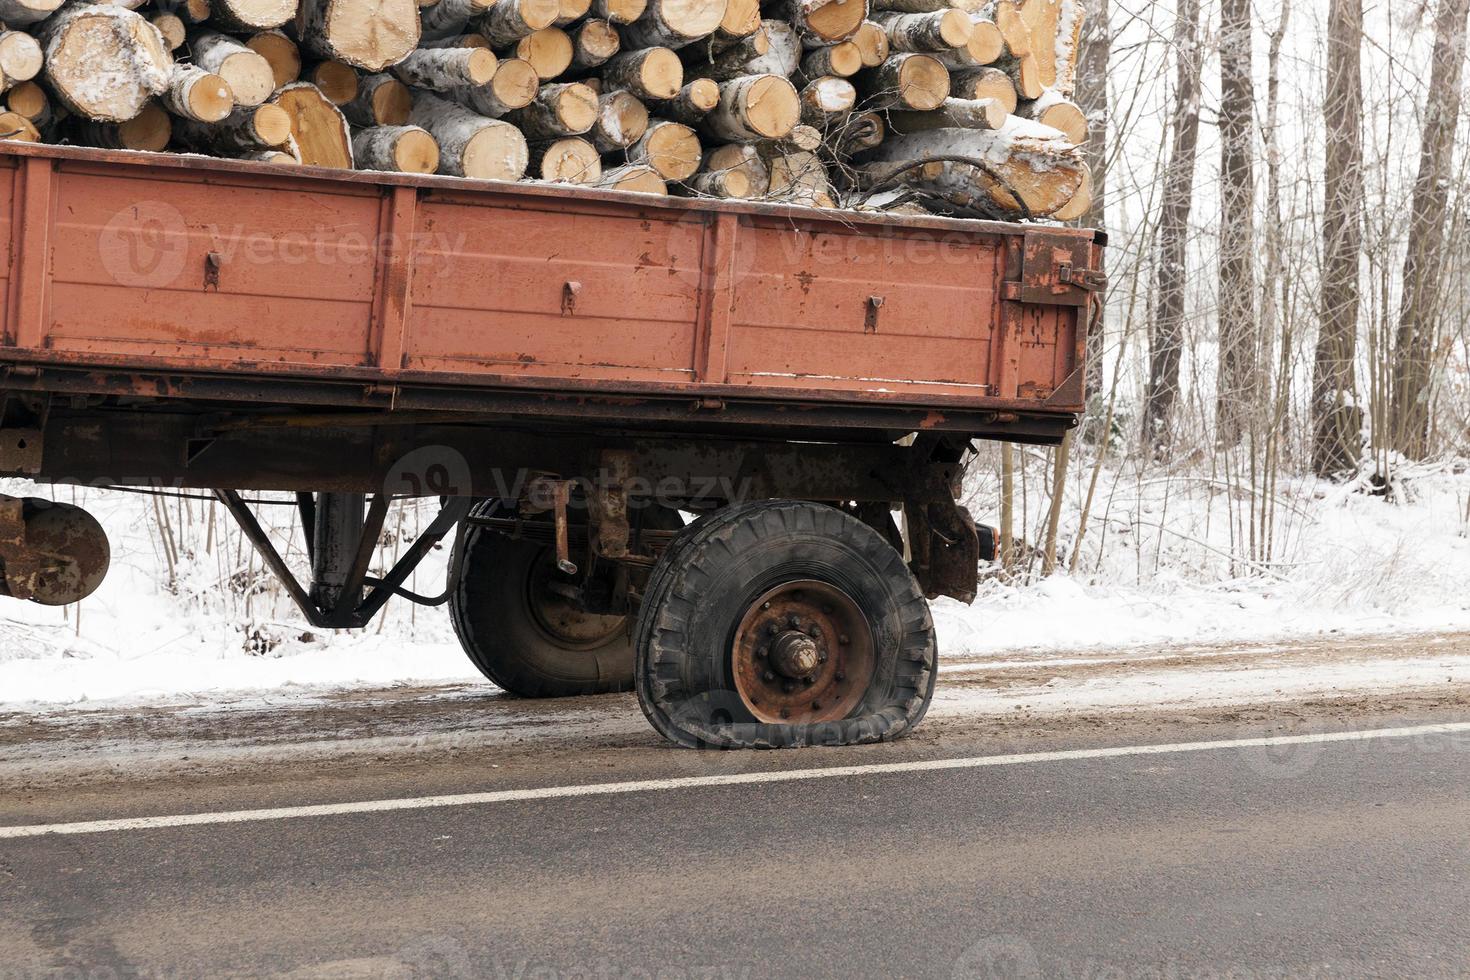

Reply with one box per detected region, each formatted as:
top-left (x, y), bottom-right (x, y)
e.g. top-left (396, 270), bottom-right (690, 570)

top-left (635, 500), bottom-right (937, 748)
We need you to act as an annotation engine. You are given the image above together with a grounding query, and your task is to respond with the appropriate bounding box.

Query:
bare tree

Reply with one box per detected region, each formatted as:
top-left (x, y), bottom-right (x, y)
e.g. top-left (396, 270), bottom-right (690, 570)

top-left (1076, 0), bottom-right (1109, 398)
top-left (1215, 0), bottom-right (1258, 446)
top-left (1390, 0), bottom-right (1470, 459)
top-left (1142, 0), bottom-right (1202, 452)
top-left (1312, 0), bottom-right (1365, 475)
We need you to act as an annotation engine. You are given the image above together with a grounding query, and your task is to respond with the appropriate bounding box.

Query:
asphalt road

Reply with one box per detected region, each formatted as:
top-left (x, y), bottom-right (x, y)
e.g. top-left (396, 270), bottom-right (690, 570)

top-left (4, 706), bottom-right (1470, 979)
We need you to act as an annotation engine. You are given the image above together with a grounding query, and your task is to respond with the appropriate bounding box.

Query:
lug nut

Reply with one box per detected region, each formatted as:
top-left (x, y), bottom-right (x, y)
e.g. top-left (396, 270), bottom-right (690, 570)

top-left (761, 601), bottom-right (771, 610)
top-left (836, 671), bottom-right (845, 681)
top-left (811, 701), bottom-right (821, 710)
top-left (782, 680), bottom-right (796, 693)
top-left (755, 647), bottom-right (767, 659)
top-left (804, 676), bottom-right (815, 686)
top-left (763, 670), bottom-right (775, 682)
top-left (818, 653), bottom-right (828, 663)
top-left (788, 615), bottom-right (801, 628)
top-left (838, 634), bottom-right (850, 645)
top-left (808, 625), bottom-right (822, 638)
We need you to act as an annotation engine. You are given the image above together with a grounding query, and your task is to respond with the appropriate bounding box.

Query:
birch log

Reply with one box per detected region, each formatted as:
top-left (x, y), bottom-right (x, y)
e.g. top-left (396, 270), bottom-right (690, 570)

top-left (270, 81), bottom-right (353, 166)
top-left (857, 52), bottom-right (948, 109)
top-left (0, 0), bottom-right (62, 27)
top-left (297, 0), bottom-right (421, 70)
top-left (173, 102), bottom-right (294, 152)
top-left (192, 32), bottom-right (277, 106)
top-left (1016, 88), bottom-right (1084, 142)
top-left (162, 65), bottom-right (235, 122)
top-left (703, 141), bottom-right (768, 194)
top-left (150, 13), bottom-right (186, 50)
top-left (0, 31), bottom-right (42, 94)
top-left (799, 39), bottom-right (860, 78)
top-left (419, 0), bottom-right (494, 40)
top-left (593, 163), bottom-right (666, 193)
top-left (798, 75), bottom-right (855, 126)
top-left (948, 64), bottom-right (1014, 110)
top-left (39, 6), bottom-right (171, 122)
top-left (411, 90), bottom-right (528, 178)
top-left (628, 118), bottom-right (700, 178)
top-left (601, 46), bottom-right (682, 99)
top-left (589, 88), bottom-right (647, 150)
top-left (590, 0), bottom-right (646, 25)
top-left (341, 72), bottom-right (412, 125)
top-left (353, 124), bottom-right (440, 172)
top-left (885, 95), bottom-right (1005, 133)
top-left (74, 102), bottom-right (171, 149)
top-left (450, 58), bottom-right (539, 116)
top-left (246, 29), bottom-right (303, 87)
top-left (700, 73), bottom-right (799, 142)
top-left (622, 0), bottom-right (729, 50)
top-left (872, 10), bottom-right (973, 52)
top-left (392, 47), bottom-right (498, 90)
top-left (305, 59), bottom-right (360, 103)
top-left (479, 0), bottom-right (559, 46)
top-left (515, 28), bottom-right (573, 79)
top-left (684, 26), bottom-right (772, 82)
top-left (206, 0), bottom-right (297, 31)
top-left (850, 20), bottom-right (889, 66)
top-left (569, 18), bottom-right (619, 69)
top-left (779, 0), bottom-right (867, 45)
top-left (649, 78), bottom-right (718, 125)
top-left (506, 81), bottom-right (597, 138)
top-left (528, 135), bottom-right (601, 181)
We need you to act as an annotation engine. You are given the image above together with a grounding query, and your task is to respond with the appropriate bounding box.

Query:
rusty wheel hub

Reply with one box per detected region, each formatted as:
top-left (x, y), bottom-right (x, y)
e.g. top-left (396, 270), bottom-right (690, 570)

top-left (524, 551), bottom-right (625, 649)
top-left (731, 580), bottom-right (876, 725)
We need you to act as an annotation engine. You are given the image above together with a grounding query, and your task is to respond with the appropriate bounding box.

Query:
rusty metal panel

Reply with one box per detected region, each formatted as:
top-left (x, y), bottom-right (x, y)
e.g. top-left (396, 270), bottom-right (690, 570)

top-left (45, 166), bottom-right (381, 367)
top-left (0, 155), bottom-right (15, 345)
top-left (403, 193), bottom-right (705, 382)
top-left (724, 216), bottom-right (1003, 398)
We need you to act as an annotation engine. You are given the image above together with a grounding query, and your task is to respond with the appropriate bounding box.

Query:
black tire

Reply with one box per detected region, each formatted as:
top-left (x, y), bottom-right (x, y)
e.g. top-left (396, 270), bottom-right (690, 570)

top-left (449, 501), bottom-right (677, 698)
top-left (634, 500), bottom-right (937, 749)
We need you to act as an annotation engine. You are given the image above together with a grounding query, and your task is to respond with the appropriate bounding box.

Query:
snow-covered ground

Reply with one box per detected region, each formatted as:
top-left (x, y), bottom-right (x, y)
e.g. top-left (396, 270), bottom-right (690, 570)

top-left (1, 458), bottom-right (1468, 711)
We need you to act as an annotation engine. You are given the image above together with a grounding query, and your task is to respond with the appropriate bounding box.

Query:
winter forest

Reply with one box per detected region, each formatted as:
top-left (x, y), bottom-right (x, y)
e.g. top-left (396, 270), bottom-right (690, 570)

top-left (4, 0), bottom-right (1470, 699)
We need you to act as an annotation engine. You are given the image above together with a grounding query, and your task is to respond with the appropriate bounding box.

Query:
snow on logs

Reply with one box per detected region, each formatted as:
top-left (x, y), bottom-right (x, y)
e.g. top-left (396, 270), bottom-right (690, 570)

top-left (0, 0), bottom-right (1092, 217)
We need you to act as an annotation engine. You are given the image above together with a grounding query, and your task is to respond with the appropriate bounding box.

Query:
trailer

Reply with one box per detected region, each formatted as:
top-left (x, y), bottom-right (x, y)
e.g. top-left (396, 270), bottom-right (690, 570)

top-left (0, 142), bottom-right (1103, 748)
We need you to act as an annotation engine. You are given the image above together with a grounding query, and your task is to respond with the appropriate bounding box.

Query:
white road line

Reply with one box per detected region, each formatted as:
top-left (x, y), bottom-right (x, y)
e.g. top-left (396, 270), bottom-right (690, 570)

top-left (4, 721), bottom-right (1469, 840)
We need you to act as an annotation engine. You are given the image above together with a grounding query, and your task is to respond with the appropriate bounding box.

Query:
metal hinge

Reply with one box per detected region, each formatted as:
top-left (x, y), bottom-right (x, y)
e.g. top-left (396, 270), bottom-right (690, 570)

top-left (1055, 261), bottom-right (1107, 292)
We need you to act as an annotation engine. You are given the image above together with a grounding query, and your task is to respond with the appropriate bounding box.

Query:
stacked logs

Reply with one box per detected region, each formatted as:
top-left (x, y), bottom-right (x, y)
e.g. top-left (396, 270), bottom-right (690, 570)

top-left (0, 0), bottom-right (1092, 218)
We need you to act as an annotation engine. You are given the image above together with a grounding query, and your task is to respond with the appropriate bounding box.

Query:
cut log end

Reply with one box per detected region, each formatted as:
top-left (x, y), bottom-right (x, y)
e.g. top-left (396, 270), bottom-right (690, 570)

top-left (43, 7), bottom-right (172, 123)
top-left (531, 135), bottom-right (601, 182)
top-left (852, 21), bottom-right (889, 67)
top-left (5, 81), bottom-right (47, 119)
top-left (894, 53), bottom-right (949, 109)
top-left (246, 30), bottom-right (302, 87)
top-left (309, 60), bottom-right (361, 103)
top-left (516, 27), bottom-right (572, 79)
top-left (802, 0), bottom-right (867, 43)
top-left (592, 0), bottom-right (648, 25)
top-left (633, 119), bottom-right (700, 179)
top-left (117, 102), bottom-right (172, 150)
top-left (462, 123), bottom-right (529, 180)
top-left (250, 102), bottom-right (295, 145)
top-left (0, 109), bottom-right (40, 142)
top-left (1050, 163), bottom-right (1090, 221)
top-left (966, 19), bottom-right (1003, 64)
top-left (705, 73), bottom-right (799, 142)
top-left (150, 14), bottom-right (187, 50)
top-left (354, 124), bottom-right (441, 172)
top-left (271, 82), bottom-right (354, 168)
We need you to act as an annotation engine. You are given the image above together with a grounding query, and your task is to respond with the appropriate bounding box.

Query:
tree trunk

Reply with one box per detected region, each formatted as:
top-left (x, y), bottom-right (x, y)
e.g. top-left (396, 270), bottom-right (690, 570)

top-left (884, 95), bottom-right (1005, 133)
top-left (352, 124), bottom-right (440, 172)
top-left (528, 135), bottom-right (602, 182)
top-left (799, 76), bottom-right (856, 127)
top-left (589, 88), bottom-right (649, 150)
top-left (192, 32), bottom-right (277, 106)
top-left (39, 6), bottom-right (171, 122)
top-left (1214, 0), bottom-right (1257, 446)
top-left (151, 14), bottom-right (187, 50)
top-left (410, 90), bottom-right (529, 179)
top-left (1015, 89), bottom-right (1085, 142)
top-left (0, 0), bottom-right (62, 27)
top-left (703, 141), bottom-right (769, 194)
top-left (1142, 0), bottom-right (1199, 451)
top-left (799, 39), bottom-right (862, 78)
top-left (602, 46), bottom-right (683, 99)
top-left (850, 20), bottom-right (890, 66)
top-left (1390, 0), bottom-right (1470, 458)
top-left (297, 0), bottom-right (421, 70)
top-left (591, 0), bottom-right (647, 26)
top-left (418, 0), bottom-right (494, 41)
top-left (1074, 0), bottom-right (1106, 399)
top-left (700, 73), bottom-right (800, 142)
top-left (341, 72), bottom-right (412, 126)
top-left (74, 103), bottom-right (172, 150)
top-left (304, 59), bottom-right (361, 103)
top-left (628, 119), bottom-right (702, 178)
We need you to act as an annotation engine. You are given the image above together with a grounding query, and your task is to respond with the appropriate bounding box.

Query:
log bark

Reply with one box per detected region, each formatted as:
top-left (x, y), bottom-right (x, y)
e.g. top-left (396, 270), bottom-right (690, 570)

top-left (392, 47), bottom-right (498, 89)
top-left (0, 31), bottom-right (42, 94)
top-left (855, 121), bottom-right (1084, 216)
top-left (589, 89), bottom-right (648, 149)
top-left (627, 118), bottom-right (700, 178)
top-left (569, 18), bottom-right (619, 69)
top-left (162, 65), bottom-right (234, 123)
top-left (270, 81), bottom-right (354, 166)
top-left (505, 80), bottom-right (597, 138)
top-left (449, 57), bottom-right (539, 115)
top-left (173, 102), bottom-right (294, 151)
top-left (419, 33), bottom-right (493, 47)
top-left (601, 46), bottom-right (682, 99)
top-left (1214, 0), bottom-right (1257, 444)
top-left (341, 72), bottom-right (412, 126)
top-left (622, 0), bottom-right (730, 50)
top-left (305, 59), bottom-right (361, 103)
top-left (592, 163), bottom-right (666, 193)
top-left (591, 0), bottom-right (647, 25)
top-left (206, 0), bottom-right (298, 31)
top-left (0, 0), bottom-right (63, 28)
top-left (241, 147), bottom-right (301, 163)
top-left (798, 75), bottom-right (854, 126)
top-left (245, 30), bottom-right (303, 88)
top-left (834, 107), bottom-right (883, 152)
top-left (352, 123), bottom-right (440, 172)
top-left (885, 95), bottom-right (1005, 133)
top-left (528, 135), bottom-right (601, 181)
top-left (39, 6), bottom-right (171, 122)
top-left (297, 0), bottom-right (421, 70)
top-left (1073, 0), bottom-right (1104, 398)
top-left (192, 32), bottom-right (277, 106)
top-left (799, 39), bottom-right (861, 78)
top-left (1016, 89), bottom-right (1084, 142)
top-left (1390, 0), bottom-right (1470, 457)
top-left (741, 19), bottom-right (801, 75)
top-left (515, 27), bottom-right (573, 79)
top-left (419, 0), bottom-right (495, 41)
top-left (410, 90), bottom-right (529, 178)
top-left (872, 10), bottom-right (973, 52)
top-left (857, 52), bottom-right (948, 109)
top-left (1143, 0), bottom-right (1200, 449)
top-left (684, 24), bottom-right (776, 81)
top-left (1312, 0), bottom-right (1364, 474)
top-left (1051, 0), bottom-right (1085, 94)
top-left (650, 78), bottom-right (719, 124)
top-left (700, 73), bottom-right (799, 142)
top-left (686, 166), bottom-right (750, 197)
top-left (478, 0), bottom-right (559, 44)
top-left (74, 102), bottom-right (171, 149)
top-left (948, 64), bottom-right (1013, 111)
